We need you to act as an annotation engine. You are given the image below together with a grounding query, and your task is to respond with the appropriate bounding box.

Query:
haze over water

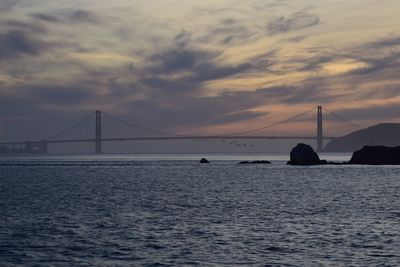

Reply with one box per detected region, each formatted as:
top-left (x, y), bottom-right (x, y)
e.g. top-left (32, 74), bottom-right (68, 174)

top-left (1, 154), bottom-right (399, 266)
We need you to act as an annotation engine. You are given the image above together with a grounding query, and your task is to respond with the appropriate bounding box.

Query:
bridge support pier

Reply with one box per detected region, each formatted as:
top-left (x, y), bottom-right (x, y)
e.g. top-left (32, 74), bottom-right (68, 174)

top-left (95, 110), bottom-right (102, 154)
top-left (24, 141), bottom-right (32, 153)
top-left (317, 106), bottom-right (323, 152)
top-left (41, 140), bottom-right (48, 154)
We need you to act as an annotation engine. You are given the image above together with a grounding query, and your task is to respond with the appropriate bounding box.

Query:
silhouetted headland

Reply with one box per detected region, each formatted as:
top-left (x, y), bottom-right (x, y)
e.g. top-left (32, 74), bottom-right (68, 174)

top-left (289, 143), bottom-right (400, 165)
top-left (325, 123), bottom-right (400, 152)
top-left (349, 146), bottom-right (400, 165)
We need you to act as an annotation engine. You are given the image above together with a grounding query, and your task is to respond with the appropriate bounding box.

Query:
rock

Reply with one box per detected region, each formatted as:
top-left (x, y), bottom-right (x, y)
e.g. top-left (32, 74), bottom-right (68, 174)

top-left (287, 143), bottom-right (327, 165)
top-left (200, 158), bottom-right (210, 163)
top-left (238, 160), bottom-right (271, 164)
top-left (349, 145), bottom-right (400, 165)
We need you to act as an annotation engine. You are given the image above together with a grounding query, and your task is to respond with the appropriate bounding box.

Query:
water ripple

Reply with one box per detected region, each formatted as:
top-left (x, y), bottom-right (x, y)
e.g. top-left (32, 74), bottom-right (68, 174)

top-left (1, 158), bottom-right (400, 265)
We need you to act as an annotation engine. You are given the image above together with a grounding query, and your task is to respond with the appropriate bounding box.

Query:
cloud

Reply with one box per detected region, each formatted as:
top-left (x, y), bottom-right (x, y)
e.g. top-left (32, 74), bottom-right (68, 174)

top-left (113, 80), bottom-right (336, 131)
top-left (149, 48), bottom-right (217, 74)
top-left (0, 15), bottom-right (52, 62)
top-left (69, 10), bottom-right (97, 23)
top-left (140, 76), bottom-right (197, 94)
top-left (260, 0), bottom-right (291, 8)
top-left (31, 13), bottom-right (60, 23)
top-left (267, 12), bottom-right (320, 35)
top-left (295, 54), bottom-right (337, 72)
top-left (343, 35), bottom-right (400, 76)
top-left (1, 0), bottom-right (400, 144)
top-left (0, 89), bottom-right (96, 141)
top-left (32, 9), bottom-right (98, 24)
top-left (211, 110), bottom-right (268, 124)
top-left (115, 87), bottom-right (282, 129)
top-left (333, 103), bottom-right (400, 122)
top-left (365, 35), bottom-right (400, 49)
top-left (0, 0), bottom-right (19, 12)
top-left (283, 35), bottom-right (306, 43)
top-left (138, 54), bottom-right (255, 98)
top-left (0, 82), bottom-right (98, 115)
top-left (191, 62), bottom-right (253, 82)
top-left (32, 85), bottom-right (96, 104)
top-left (143, 36), bottom-right (258, 89)
top-left (197, 19), bottom-right (256, 46)
top-left (173, 30), bottom-right (192, 47)
top-left (0, 30), bottom-right (47, 60)
top-left (349, 54), bottom-right (400, 76)
top-left (74, 32), bottom-right (337, 130)
top-left (221, 18), bottom-right (238, 26)
top-left (2, 19), bottom-right (46, 33)
top-left (0, 93), bottom-right (40, 118)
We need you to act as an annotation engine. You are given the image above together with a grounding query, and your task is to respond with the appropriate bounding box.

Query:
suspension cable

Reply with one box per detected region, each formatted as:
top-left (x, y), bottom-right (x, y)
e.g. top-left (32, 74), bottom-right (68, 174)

top-left (103, 107), bottom-right (317, 138)
top-left (47, 112), bottom-right (95, 141)
top-left (324, 108), bottom-right (363, 130)
top-left (220, 106), bottom-right (316, 136)
top-left (102, 112), bottom-right (188, 137)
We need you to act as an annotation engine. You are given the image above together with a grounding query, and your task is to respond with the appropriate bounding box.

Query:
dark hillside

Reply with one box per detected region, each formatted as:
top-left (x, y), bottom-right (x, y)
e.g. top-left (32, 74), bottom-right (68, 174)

top-left (324, 123), bottom-right (400, 152)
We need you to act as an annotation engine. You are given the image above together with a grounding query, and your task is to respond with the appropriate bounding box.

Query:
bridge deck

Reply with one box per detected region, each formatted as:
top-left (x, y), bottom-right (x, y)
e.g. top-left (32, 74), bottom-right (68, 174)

top-left (0, 136), bottom-right (336, 145)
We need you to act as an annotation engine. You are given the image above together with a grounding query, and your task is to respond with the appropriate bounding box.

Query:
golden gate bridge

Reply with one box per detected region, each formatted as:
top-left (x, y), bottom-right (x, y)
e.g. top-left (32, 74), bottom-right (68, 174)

top-left (0, 106), bottom-right (362, 154)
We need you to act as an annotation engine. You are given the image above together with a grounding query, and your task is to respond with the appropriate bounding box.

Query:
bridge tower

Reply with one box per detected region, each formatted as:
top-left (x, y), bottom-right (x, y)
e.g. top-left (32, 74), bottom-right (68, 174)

top-left (317, 106), bottom-right (323, 152)
top-left (95, 110), bottom-right (102, 154)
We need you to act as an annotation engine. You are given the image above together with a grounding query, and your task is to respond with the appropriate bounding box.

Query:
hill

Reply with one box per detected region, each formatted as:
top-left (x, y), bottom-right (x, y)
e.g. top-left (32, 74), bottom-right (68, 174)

top-left (324, 123), bottom-right (400, 152)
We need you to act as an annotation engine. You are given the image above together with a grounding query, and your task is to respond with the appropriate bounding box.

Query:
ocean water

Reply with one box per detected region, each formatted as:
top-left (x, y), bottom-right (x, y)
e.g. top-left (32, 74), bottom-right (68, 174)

top-left (1, 154), bottom-right (400, 266)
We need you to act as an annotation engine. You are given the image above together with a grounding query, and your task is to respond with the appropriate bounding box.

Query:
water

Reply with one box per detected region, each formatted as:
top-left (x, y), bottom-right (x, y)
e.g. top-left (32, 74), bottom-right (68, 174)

top-left (1, 154), bottom-right (400, 266)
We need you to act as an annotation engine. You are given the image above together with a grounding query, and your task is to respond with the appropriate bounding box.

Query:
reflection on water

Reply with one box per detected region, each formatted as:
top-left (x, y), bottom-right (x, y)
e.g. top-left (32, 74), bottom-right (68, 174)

top-left (1, 154), bottom-right (399, 266)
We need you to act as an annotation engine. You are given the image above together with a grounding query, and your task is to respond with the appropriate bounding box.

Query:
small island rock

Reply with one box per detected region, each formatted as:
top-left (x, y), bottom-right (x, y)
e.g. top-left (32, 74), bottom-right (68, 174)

top-left (349, 145), bottom-right (400, 165)
top-left (287, 143), bottom-right (327, 165)
top-left (238, 160), bottom-right (271, 164)
top-left (200, 158), bottom-right (210, 163)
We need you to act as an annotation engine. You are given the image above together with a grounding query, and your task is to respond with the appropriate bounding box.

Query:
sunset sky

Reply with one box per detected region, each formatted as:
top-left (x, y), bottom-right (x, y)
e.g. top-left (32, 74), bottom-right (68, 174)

top-left (1, 0), bottom-right (400, 142)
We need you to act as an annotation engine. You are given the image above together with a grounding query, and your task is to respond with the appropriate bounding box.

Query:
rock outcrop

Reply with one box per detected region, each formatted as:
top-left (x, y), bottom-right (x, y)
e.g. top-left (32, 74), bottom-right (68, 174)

top-left (199, 158), bottom-right (210, 163)
top-left (238, 160), bottom-right (271, 164)
top-left (349, 146), bottom-right (400, 165)
top-left (287, 143), bottom-right (327, 165)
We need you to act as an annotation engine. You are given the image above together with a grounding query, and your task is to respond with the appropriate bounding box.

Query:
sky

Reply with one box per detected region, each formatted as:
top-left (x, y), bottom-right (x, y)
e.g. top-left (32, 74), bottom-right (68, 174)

top-left (1, 0), bottom-right (400, 150)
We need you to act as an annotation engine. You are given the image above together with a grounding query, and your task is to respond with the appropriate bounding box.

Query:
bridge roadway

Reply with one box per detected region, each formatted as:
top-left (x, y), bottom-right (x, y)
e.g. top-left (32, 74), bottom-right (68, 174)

top-left (0, 136), bottom-right (336, 146)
